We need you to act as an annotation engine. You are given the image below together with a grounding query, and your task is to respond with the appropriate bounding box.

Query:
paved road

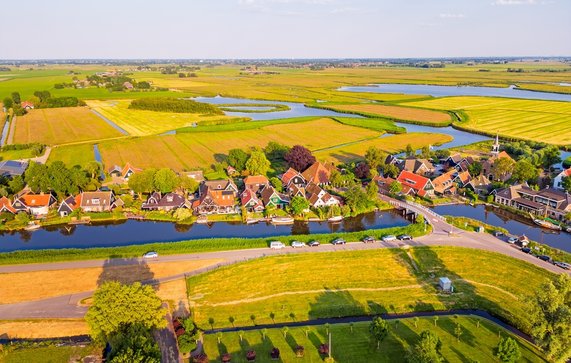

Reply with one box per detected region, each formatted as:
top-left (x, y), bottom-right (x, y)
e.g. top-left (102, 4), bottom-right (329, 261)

top-left (0, 198), bottom-right (567, 320)
top-left (153, 303), bottom-right (182, 363)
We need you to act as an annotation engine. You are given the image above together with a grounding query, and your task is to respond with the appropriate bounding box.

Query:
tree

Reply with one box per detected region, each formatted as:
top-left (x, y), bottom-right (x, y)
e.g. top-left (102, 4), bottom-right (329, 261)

top-left (270, 177), bottom-right (283, 192)
top-left (355, 162), bottom-right (370, 179)
top-left (86, 281), bottom-right (166, 342)
top-left (208, 317), bottom-right (215, 330)
top-left (383, 163), bottom-right (400, 178)
top-left (369, 316), bottom-right (389, 350)
top-left (406, 330), bottom-right (443, 363)
top-left (24, 162), bottom-right (50, 193)
top-left (365, 146), bottom-right (385, 171)
top-left (468, 161), bottom-right (482, 177)
top-left (86, 161), bottom-right (102, 180)
top-left (366, 181), bottom-right (379, 200)
top-left (11, 92), bottom-right (21, 104)
top-left (261, 328), bottom-right (268, 340)
top-left (228, 149), bottom-right (249, 172)
top-left (2, 97), bottom-right (13, 109)
top-left (527, 274), bottom-right (571, 361)
top-left (389, 181), bottom-right (403, 194)
top-left (8, 175), bottom-right (25, 194)
top-left (245, 150), bottom-right (271, 176)
top-left (107, 323), bottom-right (161, 363)
top-left (413, 317), bottom-right (419, 329)
top-left (264, 141), bottom-right (290, 161)
top-left (282, 326), bottom-right (289, 338)
top-left (345, 185), bottom-right (371, 213)
top-left (561, 176), bottom-right (571, 193)
top-left (454, 323), bottom-right (463, 343)
top-left (495, 337), bottom-right (521, 363)
top-left (228, 316), bottom-right (235, 327)
top-left (492, 157), bottom-right (515, 181)
top-left (128, 169), bottom-right (156, 198)
top-left (250, 314), bottom-right (256, 325)
top-left (512, 159), bottom-right (539, 183)
top-left (154, 168), bottom-right (179, 193)
top-left (420, 145), bottom-right (431, 159)
top-left (290, 195), bottom-right (309, 216)
top-left (284, 145), bottom-right (315, 171)
top-left (269, 312), bottom-right (275, 323)
top-left (178, 176), bottom-right (199, 195)
top-left (406, 144), bottom-right (414, 157)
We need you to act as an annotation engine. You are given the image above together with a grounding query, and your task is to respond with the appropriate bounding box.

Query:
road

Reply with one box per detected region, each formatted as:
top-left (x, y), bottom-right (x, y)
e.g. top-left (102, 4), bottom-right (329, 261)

top-left (0, 198), bottom-right (568, 320)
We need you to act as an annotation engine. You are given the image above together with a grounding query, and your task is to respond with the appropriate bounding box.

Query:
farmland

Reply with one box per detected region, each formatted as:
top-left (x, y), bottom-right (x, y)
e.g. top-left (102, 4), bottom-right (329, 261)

top-left (12, 107), bottom-right (124, 146)
top-left (186, 246), bottom-right (552, 330)
top-left (405, 96), bottom-right (571, 145)
top-left (324, 103), bottom-right (453, 125)
top-left (48, 143), bottom-right (96, 167)
top-left (202, 317), bottom-right (546, 363)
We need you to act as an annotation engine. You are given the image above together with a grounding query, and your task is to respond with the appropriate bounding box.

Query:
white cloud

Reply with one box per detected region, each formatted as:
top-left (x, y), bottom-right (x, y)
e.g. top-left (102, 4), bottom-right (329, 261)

top-left (439, 13), bottom-right (465, 18)
top-left (492, 0), bottom-right (538, 5)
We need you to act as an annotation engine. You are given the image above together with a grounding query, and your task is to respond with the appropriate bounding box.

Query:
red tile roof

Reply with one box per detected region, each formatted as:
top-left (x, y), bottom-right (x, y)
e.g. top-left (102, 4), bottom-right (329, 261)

top-left (301, 162), bottom-right (334, 185)
top-left (0, 196), bottom-right (16, 213)
top-left (244, 175), bottom-right (269, 186)
top-left (397, 170), bottom-right (431, 194)
top-left (20, 194), bottom-right (53, 207)
top-left (282, 168), bottom-right (303, 186)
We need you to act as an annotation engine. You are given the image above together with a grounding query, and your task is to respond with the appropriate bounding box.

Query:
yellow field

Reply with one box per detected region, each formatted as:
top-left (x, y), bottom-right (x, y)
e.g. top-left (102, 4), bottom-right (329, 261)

top-left (86, 99), bottom-right (243, 136)
top-left (99, 118), bottom-right (382, 171)
top-left (406, 96), bottom-right (571, 145)
top-left (0, 259), bottom-right (223, 304)
top-left (314, 132), bottom-right (453, 164)
top-left (13, 107), bottom-right (124, 145)
top-left (0, 320), bottom-right (89, 339)
top-left (328, 104), bottom-right (452, 124)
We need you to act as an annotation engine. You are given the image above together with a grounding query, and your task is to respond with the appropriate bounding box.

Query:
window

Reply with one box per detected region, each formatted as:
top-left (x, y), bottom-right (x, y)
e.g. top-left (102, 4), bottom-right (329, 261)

top-left (91, 198), bottom-right (100, 205)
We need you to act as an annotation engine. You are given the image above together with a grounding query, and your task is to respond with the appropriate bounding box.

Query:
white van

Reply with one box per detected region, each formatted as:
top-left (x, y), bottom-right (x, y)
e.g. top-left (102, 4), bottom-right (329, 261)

top-left (270, 241), bottom-right (286, 249)
top-left (143, 251), bottom-right (159, 259)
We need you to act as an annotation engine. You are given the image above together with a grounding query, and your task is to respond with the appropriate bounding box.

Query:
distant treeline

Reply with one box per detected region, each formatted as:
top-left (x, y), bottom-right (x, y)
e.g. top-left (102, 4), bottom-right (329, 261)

top-left (0, 143), bottom-right (45, 156)
top-left (128, 98), bottom-right (223, 115)
top-left (34, 91), bottom-right (85, 108)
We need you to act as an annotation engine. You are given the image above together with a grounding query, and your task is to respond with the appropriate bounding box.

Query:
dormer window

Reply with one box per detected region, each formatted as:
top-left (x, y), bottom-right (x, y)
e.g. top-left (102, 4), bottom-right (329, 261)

top-left (91, 198), bottom-right (100, 205)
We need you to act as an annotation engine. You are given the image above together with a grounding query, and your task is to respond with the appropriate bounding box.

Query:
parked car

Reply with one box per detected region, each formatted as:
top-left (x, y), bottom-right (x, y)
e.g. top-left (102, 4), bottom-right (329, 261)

top-left (507, 237), bottom-right (518, 244)
top-left (270, 241), bottom-right (286, 249)
top-left (331, 238), bottom-right (346, 245)
top-left (397, 234), bottom-right (413, 241)
top-left (493, 231), bottom-right (504, 237)
top-left (555, 262), bottom-right (571, 270)
top-left (382, 235), bottom-right (397, 242)
top-left (537, 255), bottom-right (552, 262)
top-left (362, 236), bottom-right (375, 243)
top-left (291, 241), bottom-right (306, 248)
top-left (521, 247), bottom-right (532, 254)
top-left (143, 251), bottom-right (158, 259)
top-left (308, 240), bottom-right (320, 247)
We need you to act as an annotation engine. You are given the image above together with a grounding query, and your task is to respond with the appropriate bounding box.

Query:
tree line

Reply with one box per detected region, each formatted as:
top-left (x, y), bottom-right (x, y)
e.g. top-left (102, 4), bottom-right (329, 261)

top-left (128, 97), bottom-right (223, 115)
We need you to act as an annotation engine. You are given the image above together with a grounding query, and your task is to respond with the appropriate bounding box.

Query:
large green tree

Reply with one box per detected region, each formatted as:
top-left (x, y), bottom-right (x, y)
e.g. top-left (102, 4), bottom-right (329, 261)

top-left (492, 157), bottom-right (515, 181)
top-left (561, 176), bottom-right (571, 193)
top-left (369, 316), bottom-right (389, 349)
top-left (511, 159), bottom-right (539, 183)
top-left (495, 337), bottom-right (521, 363)
top-left (345, 185), bottom-right (372, 213)
top-left (2, 97), bottom-right (13, 109)
top-left (228, 148), bottom-right (249, 172)
top-left (153, 168), bottom-right (179, 193)
top-left (128, 169), bottom-right (156, 198)
top-left (107, 323), bottom-right (161, 363)
top-left (406, 330), bottom-right (443, 363)
top-left (24, 162), bottom-right (50, 193)
top-left (86, 281), bottom-right (166, 342)
top-left (365, 146), bottom-right (385, 171)
top-left (289, 195), bottom-right (309, 216)
top-left (245, 150), bottom-right (271, 176)
top-left (528, 274), bottom-right (571, 361)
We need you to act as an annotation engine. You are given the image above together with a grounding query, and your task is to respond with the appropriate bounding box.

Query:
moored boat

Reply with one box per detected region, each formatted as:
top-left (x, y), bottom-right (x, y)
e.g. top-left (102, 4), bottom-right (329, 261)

top-left (246, 219), bottom-right (259, 225)
top-left (327, 215), bottom-right (344, 223)
top-left (24, 222), bottom-right (41, 231)
top-left (271, 217), bottom-right (294, 225)
top-left (533, 218), bottom-right (562, 231)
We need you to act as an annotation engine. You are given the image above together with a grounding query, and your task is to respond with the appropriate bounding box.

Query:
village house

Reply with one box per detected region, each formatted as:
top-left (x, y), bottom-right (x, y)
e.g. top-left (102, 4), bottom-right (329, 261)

top-left (185, 170), bottom-right (205, 183)
top-left (301, 161), bottom-right (335, 186)
top-left (444, 154), bottom-right (474, 172)
top-left (193, 179), bottom-right (238, 215)
top-left (384, 154), bottom-right (401, 167)
top-left (240, 189), bottom-right (265, 212)
top-left (401, 158), bottom-right (435, 176)
top-left (243, 175), bottom-right (270, 193)
top-left (12, 192), bottom-right (57, 217)
top-left (305, 183), bottom-right (341, 208)
top-left (281, 168), bottom-right (306, 195)
top-left (495, 184), bottom-right (571, 221)
top-left (142, 192), bottom-right (190, 211)
top-left (260, 185), bottom-right (290, 209)
top-left (396, 170), bottom-right (435, 198)
top-left (21, 101), bottom-right (34, 110)
top-left (432, 170), bottom-right (457, 195)
top-left (123, 81), bottom-right (134, 90)
top-left (58, 195), bottom-right (82, 217)
top-left (553, 168), bottom-right (571, 190)
top-left (80, 191), bottom-right (123, 213)
top-left (0, 160), bottom-right (28, 178)
top-left (226, 165), bottom-right (237, 176)
top-left (108, 163), bottom-right (142, 182)
top-left (465, 174), bottom-right (492, 196)
top-left (0, 196), bottom-right (16, 214)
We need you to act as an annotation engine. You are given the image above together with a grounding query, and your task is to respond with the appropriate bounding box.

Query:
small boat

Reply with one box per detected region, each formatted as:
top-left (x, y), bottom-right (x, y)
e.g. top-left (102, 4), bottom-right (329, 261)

top-left (24, 222), bottom-right (41, 231)
top-left (566, 227), bottom-right (571, 233)
top-left (533, 218), bottom-right (562, 231)
top-left (327, 215), bottom-right (344, 223)
top-left (271, 217), bottom-right (294, 225)
top-left (196, 216), bottom-right (208, 224)
top-left (246, 219), bottom-right (259, 225)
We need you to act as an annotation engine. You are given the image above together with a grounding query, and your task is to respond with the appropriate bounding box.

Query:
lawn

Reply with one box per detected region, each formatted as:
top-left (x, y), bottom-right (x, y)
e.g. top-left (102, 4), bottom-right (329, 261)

top-left (12, 107), bottom-right (124, 146)
top-left (404, 96), bottom-right (571, 146)
top-left (314, 132), bottom-right (453, 164)
top-left (0, 344), bottom-right (99, 363)
top-left (325, 104), bottom-right (452, 125)
top-left (202, 317), bottom-right (546, 363)
top-left (0, 259), bottom-right (222, 304)
top-left (186, 246), bottom-right (553, 332)
top-left (86, 99), bottom-right (244, 136)
top-left (98, 118), bottom-right (382, 171)
top-left (48, 143), bottom-right (96, 167)
top-left (0, 148), bottom-right (38, 161)
top-left (0, 319), bottom-right (88, 339)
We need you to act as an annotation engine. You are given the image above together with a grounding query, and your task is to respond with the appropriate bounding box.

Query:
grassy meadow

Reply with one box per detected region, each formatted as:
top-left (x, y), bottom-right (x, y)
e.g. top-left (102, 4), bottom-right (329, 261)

top-left (187, 246), bottom-right (553, 332)
top-left (86, 99), bottom-right (244, 136)
top-left (13, 107), bottom-right (124, 146)
top-left (202, 317), bottom-right (546, 363)
top-left (47, 143), bottom-right (96, 167)
top-left (0, 344), bottom-right (99, 363)
top-left (325, 103), bottom-right (453, 125)
top-left (406, 96), bottom-right (571, 145)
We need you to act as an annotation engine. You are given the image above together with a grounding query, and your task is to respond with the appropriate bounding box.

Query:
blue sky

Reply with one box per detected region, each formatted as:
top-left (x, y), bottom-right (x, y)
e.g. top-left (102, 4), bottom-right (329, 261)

top-left (1, 0), bottom-right (569, 59)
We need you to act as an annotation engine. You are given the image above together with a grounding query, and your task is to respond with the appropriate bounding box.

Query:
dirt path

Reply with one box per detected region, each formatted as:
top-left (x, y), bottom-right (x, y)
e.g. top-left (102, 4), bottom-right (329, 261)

top-left (6, 115), bottom-right (16, 145)
top-left (463, 279), bottom-right (519, 300)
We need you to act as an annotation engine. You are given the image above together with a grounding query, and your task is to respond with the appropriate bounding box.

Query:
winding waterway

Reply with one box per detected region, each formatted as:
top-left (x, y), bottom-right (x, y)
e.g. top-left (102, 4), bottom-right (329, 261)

top-left (0, 211), bottom-right (408, 252)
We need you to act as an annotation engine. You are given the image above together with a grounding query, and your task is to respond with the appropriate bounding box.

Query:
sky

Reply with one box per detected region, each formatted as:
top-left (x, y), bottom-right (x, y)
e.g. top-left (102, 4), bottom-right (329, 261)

top-left (1, 0), bottom-right (570, 59)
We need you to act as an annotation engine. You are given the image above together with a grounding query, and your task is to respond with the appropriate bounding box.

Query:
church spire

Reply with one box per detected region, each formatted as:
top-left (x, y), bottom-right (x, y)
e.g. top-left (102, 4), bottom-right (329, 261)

top-left (491, 132), bottom-right (500, 155)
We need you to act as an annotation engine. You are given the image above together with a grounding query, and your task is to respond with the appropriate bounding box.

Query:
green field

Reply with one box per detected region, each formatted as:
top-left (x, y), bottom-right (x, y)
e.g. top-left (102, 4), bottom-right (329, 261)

top-left (0, 344), bottom-right (98, 363)
top-left (405, 96), bottom-right (571, 146)
top-left (48, 143), bottom-right (96, 167)
top-left (202, 317), bottom-right (545, 363)
top-left (86, 99), bottom-right (244, 136)
top-left (13, 107), bottom-right (124, 146)
top-left (187, 246), bottom-right (552, 332)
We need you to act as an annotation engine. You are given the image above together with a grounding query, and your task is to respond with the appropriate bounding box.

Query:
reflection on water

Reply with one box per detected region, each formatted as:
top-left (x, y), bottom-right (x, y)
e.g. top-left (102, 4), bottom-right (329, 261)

top-left (0, 210), bottom-right (409, 252)
top-left (433, 204), bottom-right (571, 252)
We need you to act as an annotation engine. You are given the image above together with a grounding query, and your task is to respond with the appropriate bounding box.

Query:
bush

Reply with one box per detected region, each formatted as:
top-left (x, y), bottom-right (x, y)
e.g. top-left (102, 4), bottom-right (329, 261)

top-left (129, 98), bottom-right (223, 115)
